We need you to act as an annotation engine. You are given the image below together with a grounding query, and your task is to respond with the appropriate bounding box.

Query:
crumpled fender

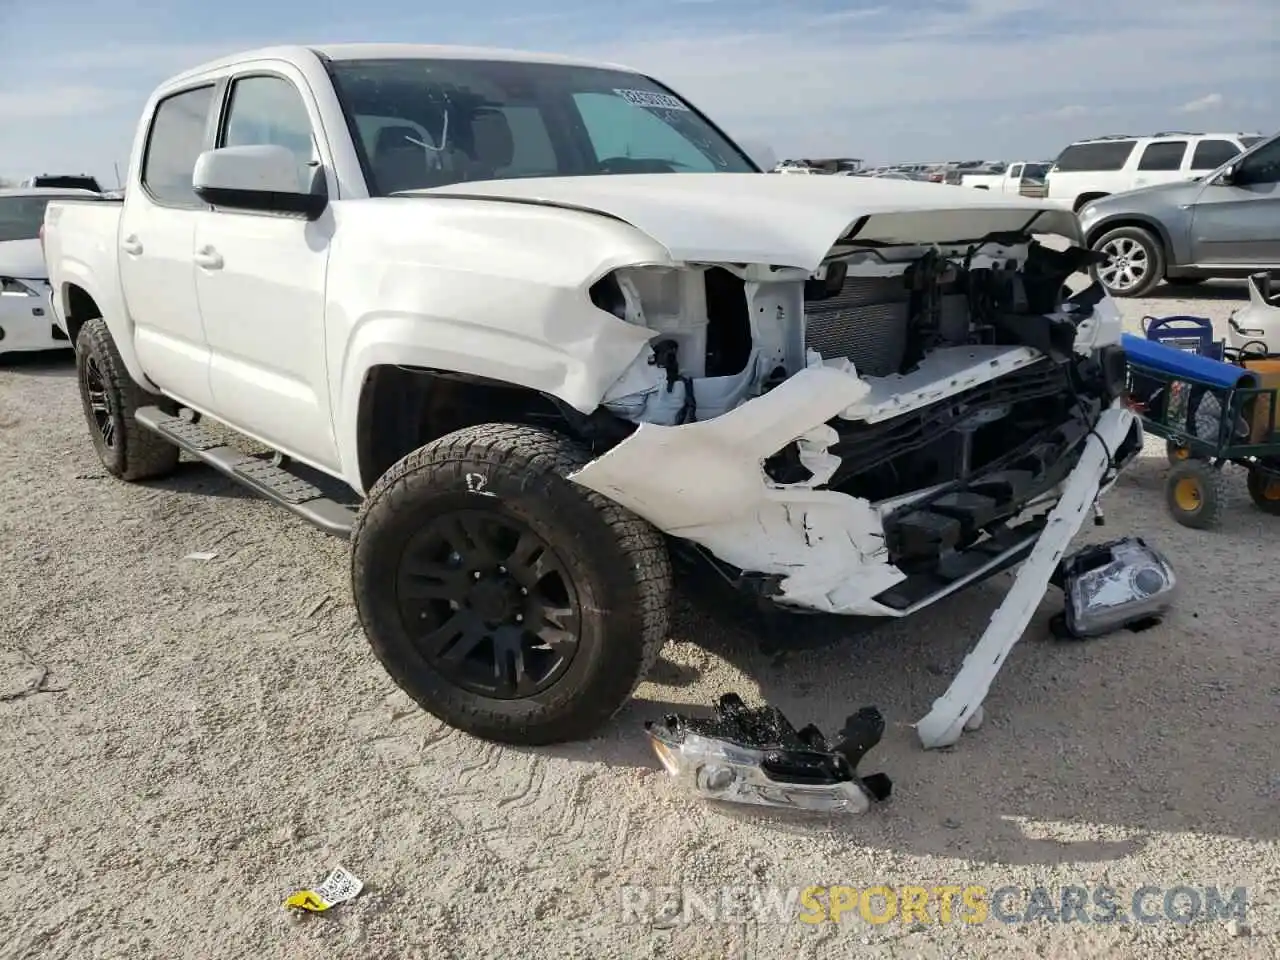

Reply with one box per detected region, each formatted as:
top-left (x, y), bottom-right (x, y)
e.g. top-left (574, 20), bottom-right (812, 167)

top-left (569, 364), bottom-right (911, 611)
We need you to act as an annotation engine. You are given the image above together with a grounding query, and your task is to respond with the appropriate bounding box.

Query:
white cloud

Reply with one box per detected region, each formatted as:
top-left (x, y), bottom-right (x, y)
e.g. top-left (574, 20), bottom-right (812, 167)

top-left (1178, 93), bottom-right (1225, 113)
top-left (0, 86), bottom-right (133, 121)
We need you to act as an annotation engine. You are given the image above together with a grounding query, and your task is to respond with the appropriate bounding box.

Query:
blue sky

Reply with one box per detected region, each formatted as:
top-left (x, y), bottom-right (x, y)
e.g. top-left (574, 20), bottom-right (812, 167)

top-left (2, 0), bottom-right (1276, 182)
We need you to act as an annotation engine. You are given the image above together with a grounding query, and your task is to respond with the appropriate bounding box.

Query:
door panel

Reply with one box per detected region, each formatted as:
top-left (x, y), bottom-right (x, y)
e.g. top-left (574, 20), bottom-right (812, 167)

top-left (195, 71), bottom-right (338, 469)
top-left (1188, 138), bottom-right (1280, 265)
top-left (195, 212), bottom-right (336, 466)
top-left (1187, 181), bottom-right (1280, 265)
top-left (122, 84), bottom-right (217, 408)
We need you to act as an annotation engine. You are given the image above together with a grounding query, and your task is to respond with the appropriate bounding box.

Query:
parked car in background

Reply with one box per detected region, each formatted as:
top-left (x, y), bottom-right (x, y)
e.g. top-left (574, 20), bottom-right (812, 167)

top-left (1045, 132), bottom-right (1263, 212)
top-left (21, 173), bottom-right (102, 193)
top-left (0, 187), bottom-right (100, 358)
top-left (1077, 131), bottom-right (1280, 297)
top-left (960, 161), bottom-right (1050, 196)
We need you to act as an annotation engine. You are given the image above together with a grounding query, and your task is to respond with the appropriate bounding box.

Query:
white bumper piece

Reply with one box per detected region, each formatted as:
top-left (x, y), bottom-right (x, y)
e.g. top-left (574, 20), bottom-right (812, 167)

top-left (0, 279), bottom-right (66, 354)
top-left (1227, 274), bottom-right (1280, 354)
top-left (914, 403), bottom-right (1138, 749)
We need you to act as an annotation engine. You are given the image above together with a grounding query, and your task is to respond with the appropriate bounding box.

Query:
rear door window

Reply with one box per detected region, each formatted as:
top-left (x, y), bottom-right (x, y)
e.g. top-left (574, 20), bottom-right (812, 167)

top-left (142, 85), bottom-right (217, 206)
top-left (1051, 140), bottom-right (1136, 172)
top-left (1137, 141), bottom-right (1188, 171)
top-left (1190, 139), bottom-right (1242, 170)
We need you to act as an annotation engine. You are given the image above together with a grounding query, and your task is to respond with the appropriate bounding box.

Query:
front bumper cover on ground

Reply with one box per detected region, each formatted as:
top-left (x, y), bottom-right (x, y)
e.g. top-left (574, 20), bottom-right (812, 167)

top-left (915, 404), bottom-right (1140, 748)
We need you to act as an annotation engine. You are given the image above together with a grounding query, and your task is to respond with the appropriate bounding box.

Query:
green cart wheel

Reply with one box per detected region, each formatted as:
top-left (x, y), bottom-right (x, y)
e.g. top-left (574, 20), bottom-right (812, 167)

top-left (1165, 461), bottom-right (1227, 529)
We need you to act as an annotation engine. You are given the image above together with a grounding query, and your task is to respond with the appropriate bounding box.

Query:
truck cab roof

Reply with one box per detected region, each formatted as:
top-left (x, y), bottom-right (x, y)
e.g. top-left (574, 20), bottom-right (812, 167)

top-left (165, 42), bottom-right (634, 88)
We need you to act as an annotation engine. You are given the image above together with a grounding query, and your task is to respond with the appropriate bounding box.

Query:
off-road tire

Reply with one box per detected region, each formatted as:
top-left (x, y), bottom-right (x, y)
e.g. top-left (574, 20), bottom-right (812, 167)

top-left (1091, 225), bottom-right (1165, 299)
top-left (350, 423), bottom-right (673, 745)
top-left (75, 318), bottom-right (179, 481)
top-left (1165, 460), bottom-right (1227, 530)
top-left (1246, 461), bottom-right (1280, 516)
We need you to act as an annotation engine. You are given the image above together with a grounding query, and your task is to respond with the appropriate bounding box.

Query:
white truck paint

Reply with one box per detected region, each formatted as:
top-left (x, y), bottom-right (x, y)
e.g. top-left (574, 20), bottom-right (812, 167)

top-left (43, 43), bottom-right (1141, 750)
top-left (960, 162), bottom-right (1048, 196)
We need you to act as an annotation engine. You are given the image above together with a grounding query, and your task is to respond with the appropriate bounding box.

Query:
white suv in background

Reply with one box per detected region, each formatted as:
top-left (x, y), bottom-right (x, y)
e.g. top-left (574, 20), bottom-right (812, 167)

top-left (1045, 132), bottom-right (1264, 211)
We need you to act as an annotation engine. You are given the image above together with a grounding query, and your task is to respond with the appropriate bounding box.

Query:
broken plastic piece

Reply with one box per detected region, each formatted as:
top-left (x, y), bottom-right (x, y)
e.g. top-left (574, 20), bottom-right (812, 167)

top-left (644, 693), bottom-right (892, 814)
top-left (915, 405), bottom-right (1139, 749)
top-left (1051, 536), bottom-right (1176, 640)
top-left (284, 865), bottom-right (364, 912)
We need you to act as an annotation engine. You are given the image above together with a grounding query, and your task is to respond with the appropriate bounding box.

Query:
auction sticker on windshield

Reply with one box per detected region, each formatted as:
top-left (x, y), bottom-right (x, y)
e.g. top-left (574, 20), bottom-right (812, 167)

top-left (614, 89), bottom-right (690, 111)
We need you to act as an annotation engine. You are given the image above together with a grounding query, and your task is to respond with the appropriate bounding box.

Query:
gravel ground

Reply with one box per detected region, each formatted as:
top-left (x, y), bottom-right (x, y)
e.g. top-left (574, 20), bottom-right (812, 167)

top-left (2, 281), bottom-right (1277, 960)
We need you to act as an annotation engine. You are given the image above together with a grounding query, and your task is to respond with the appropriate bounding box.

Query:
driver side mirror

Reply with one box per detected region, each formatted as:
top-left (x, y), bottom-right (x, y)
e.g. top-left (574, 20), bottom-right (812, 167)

top-left (1214, 163), bottom-right (1237, 186)
top-left (193, 145), bottom-right (327, 220)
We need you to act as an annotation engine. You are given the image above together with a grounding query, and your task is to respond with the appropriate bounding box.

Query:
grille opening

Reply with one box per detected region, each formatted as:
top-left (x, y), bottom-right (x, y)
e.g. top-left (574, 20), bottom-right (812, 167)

top-left (703, 267), bottom-right (752, 377)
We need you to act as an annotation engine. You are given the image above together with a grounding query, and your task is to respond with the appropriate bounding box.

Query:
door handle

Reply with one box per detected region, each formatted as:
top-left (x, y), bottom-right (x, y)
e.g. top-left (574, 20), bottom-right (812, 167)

top-left (121, 235), bottom-right (143, 255)
top-left (194, 246), bottom-right (224, 270)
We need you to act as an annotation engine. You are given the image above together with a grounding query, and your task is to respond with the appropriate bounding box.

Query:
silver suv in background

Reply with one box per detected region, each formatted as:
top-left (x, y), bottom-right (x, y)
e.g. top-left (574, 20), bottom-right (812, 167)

top-left (1077, 132), bottom-right (1280, 297)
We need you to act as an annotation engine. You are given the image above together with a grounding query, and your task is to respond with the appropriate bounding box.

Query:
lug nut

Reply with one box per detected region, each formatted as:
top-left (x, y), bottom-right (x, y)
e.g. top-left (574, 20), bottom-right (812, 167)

top-left (515, 614), bottom-right (523, 622)
top-left (473, 571), bottom-right (481, 579)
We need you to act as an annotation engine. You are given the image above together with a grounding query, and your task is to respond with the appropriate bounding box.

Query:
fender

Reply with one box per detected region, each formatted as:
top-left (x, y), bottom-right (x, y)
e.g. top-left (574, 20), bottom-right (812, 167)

top-left (1086, 211), bottom-right (1181, 265)
top-left (55, 265), bottom-right (159, 393)
top-left (323, 200), bottom-right (685, 490)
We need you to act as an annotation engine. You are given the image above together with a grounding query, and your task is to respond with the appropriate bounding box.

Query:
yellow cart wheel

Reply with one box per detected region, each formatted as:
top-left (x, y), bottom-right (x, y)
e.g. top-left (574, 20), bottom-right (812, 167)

top-left (1165, 441), bottom-right (1194, 466)
top-left (1246, 464), bottom-right (1280, 516)
top-left (1165, 461), bottom-right (1227, 529)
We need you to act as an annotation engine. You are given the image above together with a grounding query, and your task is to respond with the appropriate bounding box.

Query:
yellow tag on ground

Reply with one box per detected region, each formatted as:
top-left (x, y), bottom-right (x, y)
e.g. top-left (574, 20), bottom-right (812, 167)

top-left (284, 866), bottom-right (363, 912)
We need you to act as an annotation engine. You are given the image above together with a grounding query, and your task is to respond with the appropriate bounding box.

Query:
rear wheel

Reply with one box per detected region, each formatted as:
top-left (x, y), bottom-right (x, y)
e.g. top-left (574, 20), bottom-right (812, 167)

top-left (1165, 440), bottom-right (1196, 466)
top-left (350, 423), bottom-right (673, 745)
top-left (1246, 461), bottom-right (1280, 515)
top-left (75, 318), bottom-right (179, 481)
top-left (1092, 226), bottom-right (1165, 298)
top-left (1165, 461), bottom-right (1227, 529)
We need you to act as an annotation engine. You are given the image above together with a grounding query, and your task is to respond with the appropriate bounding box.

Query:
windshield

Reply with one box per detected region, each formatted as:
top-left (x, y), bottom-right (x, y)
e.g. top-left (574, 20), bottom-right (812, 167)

top-left (0, 197), bottom-right (56, 242)
top-left (326, 58), bottom-right (758, 196)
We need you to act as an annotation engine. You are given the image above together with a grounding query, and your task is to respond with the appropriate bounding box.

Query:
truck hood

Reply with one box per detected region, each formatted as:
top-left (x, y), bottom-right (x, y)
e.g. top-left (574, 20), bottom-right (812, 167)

top-left (0, 239), bottom-right (45, 280)
top-left (413, 173), bottom-right (1082, 271)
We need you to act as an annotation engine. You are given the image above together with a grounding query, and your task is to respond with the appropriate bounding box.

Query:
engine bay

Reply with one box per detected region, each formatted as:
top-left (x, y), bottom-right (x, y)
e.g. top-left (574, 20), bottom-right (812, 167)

top-left (585, 237), bottom-right (1129, 598)
top-left (592, 237), bottom-right (1121, 431)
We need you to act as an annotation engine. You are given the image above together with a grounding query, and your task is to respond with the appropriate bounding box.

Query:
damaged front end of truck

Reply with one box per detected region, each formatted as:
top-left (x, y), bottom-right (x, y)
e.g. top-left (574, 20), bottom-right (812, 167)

top-left (555, 197), bottom-right (1143, 747)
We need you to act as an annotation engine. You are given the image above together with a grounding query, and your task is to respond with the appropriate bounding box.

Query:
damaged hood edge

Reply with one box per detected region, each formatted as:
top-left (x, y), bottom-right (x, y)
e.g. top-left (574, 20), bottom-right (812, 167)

top-left (409, 173), bottom-right (1084, 271)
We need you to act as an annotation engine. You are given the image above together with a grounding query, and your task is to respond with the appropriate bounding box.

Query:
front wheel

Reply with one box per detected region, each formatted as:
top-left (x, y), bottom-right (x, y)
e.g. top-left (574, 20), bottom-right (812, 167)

top-left (1165, 461), bottom-right (1227, 529)
top-left (350, 423), bottom-right (673, 745)
top-left (75, 318), bottom-right (179, 481)
top-left (1091, 226), bottom-right (1165, 298)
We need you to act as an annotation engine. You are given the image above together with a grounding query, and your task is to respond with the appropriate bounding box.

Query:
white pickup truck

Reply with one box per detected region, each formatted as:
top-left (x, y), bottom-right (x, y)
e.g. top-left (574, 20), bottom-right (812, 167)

top-left (43, 43), bottom-right (1141, 750)
top-left (960, 162), bottom-right (1050, 197)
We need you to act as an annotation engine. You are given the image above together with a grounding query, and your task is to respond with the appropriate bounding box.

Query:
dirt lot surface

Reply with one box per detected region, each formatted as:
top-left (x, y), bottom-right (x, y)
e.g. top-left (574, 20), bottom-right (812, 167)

top-left (2, 281), bottom-right (1277, 959)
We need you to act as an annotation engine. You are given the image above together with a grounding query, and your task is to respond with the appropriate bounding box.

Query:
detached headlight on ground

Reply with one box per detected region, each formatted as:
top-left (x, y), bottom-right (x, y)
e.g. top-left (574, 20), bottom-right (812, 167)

top-left (643, 693), bottom-right (892, 814)
top-left (1052, 536), bottom-right (1177, 639)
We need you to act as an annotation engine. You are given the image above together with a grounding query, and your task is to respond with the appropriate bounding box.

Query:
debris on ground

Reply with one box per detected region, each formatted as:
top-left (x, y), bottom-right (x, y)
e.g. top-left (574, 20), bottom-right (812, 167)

top-left (284, 865), bottom-right (364, 913)
top-left (644, 692), bottom-right (891, 813)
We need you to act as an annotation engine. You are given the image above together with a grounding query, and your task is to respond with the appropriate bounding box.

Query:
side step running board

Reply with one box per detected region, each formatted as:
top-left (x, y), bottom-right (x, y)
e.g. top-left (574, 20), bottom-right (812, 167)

top-left (135, 406), bottom-right (356, 538)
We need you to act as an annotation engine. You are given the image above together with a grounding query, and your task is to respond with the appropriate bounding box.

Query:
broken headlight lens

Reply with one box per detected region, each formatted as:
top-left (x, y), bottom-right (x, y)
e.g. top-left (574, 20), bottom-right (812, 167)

top-left (644, 694), bottom-right (892, 814)
top-left (1053, 536), bottom-right (1177, 639)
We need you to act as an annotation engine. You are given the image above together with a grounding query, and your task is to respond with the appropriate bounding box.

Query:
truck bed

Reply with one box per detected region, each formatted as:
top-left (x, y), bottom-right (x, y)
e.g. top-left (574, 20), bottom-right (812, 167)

top-left (43, 196), bottom-right (125, 339)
